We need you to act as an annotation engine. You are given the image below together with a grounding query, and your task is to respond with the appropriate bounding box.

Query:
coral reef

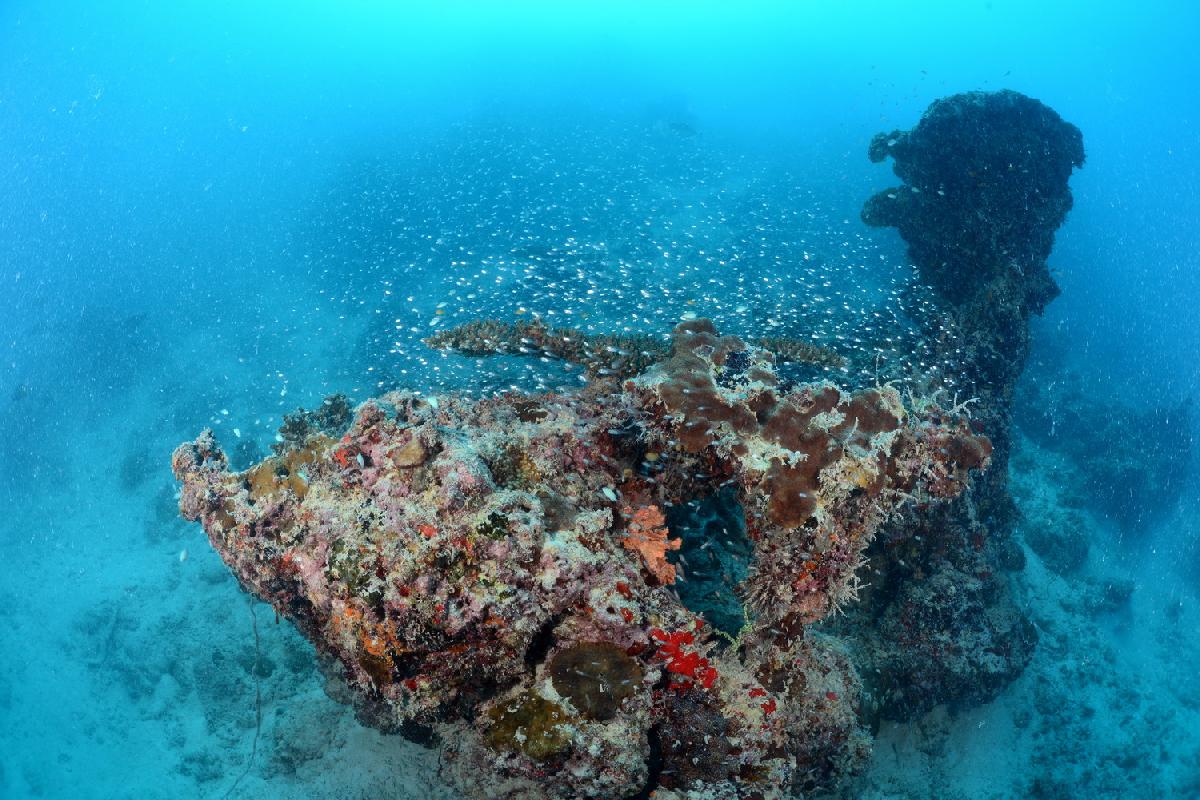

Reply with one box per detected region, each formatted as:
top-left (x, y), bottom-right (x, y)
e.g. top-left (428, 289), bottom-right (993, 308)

top-left (174, 319), bottom-right (991, 798)
top-left (842, 543), bottom-right (1038, 720)
top-left (424, 318), bottom-right (671, 380)
top-left (755, 337), bottom-right (845, 370)
top-left (273, 393), bottom-right (354, 455)
top-left (824, 474), bottom-right (1036, 721)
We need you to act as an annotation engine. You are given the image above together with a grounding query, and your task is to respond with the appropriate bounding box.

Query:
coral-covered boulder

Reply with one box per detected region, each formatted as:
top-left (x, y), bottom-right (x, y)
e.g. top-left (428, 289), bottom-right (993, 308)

top-left (858, 559), bottom-right (1038, 718)
top-left (173, 320), bottom-right (992, 799)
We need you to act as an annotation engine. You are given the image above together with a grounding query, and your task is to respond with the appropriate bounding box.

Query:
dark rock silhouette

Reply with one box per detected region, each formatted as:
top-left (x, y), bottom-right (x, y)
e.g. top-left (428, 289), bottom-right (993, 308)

top-left (863, 89), bottom-right (1084, 491)
top-left (840, 90), bottom-right (1085, 719)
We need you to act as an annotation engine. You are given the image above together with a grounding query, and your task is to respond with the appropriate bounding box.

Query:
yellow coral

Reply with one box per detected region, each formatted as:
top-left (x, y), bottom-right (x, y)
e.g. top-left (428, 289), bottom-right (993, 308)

top-left (244, 434), bottom-right (334, 502)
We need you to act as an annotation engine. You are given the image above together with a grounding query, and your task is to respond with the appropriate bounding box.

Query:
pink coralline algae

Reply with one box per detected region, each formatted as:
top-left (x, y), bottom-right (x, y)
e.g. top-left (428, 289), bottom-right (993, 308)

top-left (172, 319), bottom-right (991, 799)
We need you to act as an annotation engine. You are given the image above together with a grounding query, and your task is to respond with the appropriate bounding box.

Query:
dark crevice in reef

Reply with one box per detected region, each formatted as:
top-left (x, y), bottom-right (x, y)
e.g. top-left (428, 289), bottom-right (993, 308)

top-left (667, 488), bottom-right (754, 639)
top-left (397, 719), bottom-right (438, 747)
top-left (634, 725), bottom-right (665, 800)
top-left (523, 614), bottom-right (562, 671)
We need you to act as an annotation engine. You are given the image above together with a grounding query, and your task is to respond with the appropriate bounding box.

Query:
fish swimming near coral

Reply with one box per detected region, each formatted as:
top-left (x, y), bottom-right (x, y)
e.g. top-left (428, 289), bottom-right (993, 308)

top-left (174, 319), bottom-right (990, 799)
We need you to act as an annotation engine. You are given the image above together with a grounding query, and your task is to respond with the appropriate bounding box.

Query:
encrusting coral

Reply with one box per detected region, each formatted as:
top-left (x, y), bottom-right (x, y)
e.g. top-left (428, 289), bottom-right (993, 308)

top-left (756, 336), bottom-right (845, 369)
top-left (174, 318), bottom-right (991, 799)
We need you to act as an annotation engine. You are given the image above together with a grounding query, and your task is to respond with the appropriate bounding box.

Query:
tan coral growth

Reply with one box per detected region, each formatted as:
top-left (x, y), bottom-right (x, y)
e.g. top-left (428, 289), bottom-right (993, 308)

top-left (622, 504), bottom-right (680, 584)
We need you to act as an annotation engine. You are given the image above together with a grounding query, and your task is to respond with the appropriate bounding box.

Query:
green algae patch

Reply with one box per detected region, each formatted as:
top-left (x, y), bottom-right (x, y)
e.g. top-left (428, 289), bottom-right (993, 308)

top-left (475, 510), bottom-right (510, 541)
top-left (484, 691), bottom-right (574, 760)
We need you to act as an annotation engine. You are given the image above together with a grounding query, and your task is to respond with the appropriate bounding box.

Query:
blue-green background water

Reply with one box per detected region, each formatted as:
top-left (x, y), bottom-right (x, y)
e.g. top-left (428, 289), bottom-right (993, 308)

top-left (2, 2), bottom-right (1198, 798)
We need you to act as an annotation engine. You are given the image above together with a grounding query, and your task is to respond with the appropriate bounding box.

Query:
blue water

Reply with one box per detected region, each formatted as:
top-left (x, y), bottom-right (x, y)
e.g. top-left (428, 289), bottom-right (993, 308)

top-left (2, 2), bottom-right (1198, 798)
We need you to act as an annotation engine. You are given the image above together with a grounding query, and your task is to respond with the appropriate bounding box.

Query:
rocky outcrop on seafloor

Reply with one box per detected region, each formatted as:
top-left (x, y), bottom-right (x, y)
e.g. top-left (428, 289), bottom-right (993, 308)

top-left (173, 319), bottom-right (992, 799)
top-left (863, 90), bottom-right (1083, 315)
top-left (424, 317), bottom-right (846, 380)
top-left (862, 89), bottom-right (1084, 518)
top-left (841, 90), bottom-right (1085, 719)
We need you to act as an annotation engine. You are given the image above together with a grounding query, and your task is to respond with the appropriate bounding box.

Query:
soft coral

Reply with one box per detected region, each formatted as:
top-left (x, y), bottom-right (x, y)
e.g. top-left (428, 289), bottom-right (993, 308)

top-left (650, 628), bottom-right (718, 689)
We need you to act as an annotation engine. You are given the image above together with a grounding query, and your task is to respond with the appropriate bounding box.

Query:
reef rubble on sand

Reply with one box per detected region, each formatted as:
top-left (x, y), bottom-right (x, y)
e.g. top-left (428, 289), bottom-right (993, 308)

top-left (173, 319), bottom-right (992, 799)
